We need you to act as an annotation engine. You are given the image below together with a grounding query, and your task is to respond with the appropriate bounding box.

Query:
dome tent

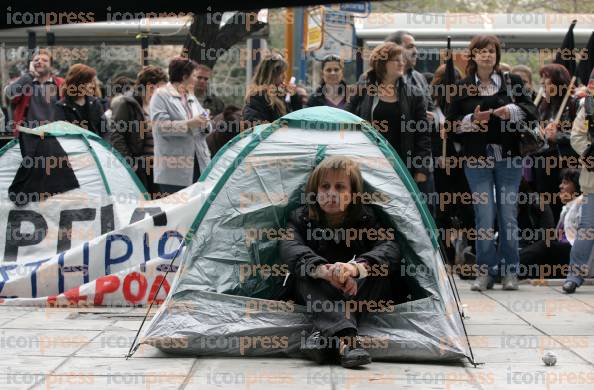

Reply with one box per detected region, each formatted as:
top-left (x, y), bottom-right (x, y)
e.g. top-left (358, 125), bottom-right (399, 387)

top-left (134, 106), bottom-right (475, 363)
top-left (0, 121), bottom-right (147, 204)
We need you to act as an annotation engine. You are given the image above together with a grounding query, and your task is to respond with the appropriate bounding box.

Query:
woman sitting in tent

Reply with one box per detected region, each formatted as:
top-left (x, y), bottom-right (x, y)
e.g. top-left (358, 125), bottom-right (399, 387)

top-left (280, 155), bottom-right (400, 368)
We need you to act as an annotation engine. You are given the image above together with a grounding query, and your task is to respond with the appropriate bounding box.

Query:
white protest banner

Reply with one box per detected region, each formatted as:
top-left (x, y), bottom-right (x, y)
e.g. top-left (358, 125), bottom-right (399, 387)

top-left (0, 182), bottom-right (212, 306)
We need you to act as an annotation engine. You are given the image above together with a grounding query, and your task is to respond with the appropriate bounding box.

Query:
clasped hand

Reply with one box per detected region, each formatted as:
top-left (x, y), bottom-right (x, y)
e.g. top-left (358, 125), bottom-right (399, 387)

top-left (316, 263), bottom-right (359, 296)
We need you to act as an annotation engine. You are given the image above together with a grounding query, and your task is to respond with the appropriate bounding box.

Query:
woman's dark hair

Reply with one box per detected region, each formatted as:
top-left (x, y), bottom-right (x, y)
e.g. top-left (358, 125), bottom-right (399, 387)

top-left (137, 66), bottom-right (169, 87)
top-left (539, 64), bottom-right (571, 95)
top-left (466, 35), bottom-right (501, 76)
top-left (109, 74), bottom-right (133, 97)
top-left (431, 63), bottom-right (463, 107)
top-left (367, 42), bottom-right (403, 83)
top-left (61, 63), bottom-right (97, 97)
top-left (168, 56), bottom-right (198, 83)
top-left (561, 168), bottom-right (581, 194)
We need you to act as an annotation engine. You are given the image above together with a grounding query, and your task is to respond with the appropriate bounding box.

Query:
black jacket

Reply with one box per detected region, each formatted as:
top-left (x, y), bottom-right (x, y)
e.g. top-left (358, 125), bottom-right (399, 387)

top-left (242, 91), bottom-right (302, 125)
top-left (446, 72), bottom-right (538, 158)
top-left (109, 91), bottom-right (147, 160)
top-left (200, 93), bottom-right (225, 117)
top-left (345, 76), bottom-right (432, 175)
top-left (53, 96), bottom-right (107, 137)
top-left (537, 96), bottom-right (579, 158)
top-left (280, 205), bottom-right (401, 281)
top-left (306, 82), bottom-right (348, 108)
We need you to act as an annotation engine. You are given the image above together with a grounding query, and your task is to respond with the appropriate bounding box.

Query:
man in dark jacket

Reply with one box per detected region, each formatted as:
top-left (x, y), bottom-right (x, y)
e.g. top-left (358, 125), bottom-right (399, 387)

top-left (110, 66), bottom-right (168, 195)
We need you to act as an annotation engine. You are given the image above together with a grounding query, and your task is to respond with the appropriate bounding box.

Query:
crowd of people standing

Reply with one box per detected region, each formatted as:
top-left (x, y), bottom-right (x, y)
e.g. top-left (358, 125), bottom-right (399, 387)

top-left (1, 31), bottom-right (593, 294)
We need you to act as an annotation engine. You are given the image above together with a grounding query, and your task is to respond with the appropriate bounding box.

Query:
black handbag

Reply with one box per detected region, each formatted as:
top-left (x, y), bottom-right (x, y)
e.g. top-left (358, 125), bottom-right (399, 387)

top-left (503, 72), bottom-right (547, 156)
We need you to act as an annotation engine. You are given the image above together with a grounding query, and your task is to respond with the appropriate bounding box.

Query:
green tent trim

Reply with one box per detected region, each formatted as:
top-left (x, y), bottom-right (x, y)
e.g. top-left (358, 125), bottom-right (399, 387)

top-left (0, 121), bottom-right (149, 199)
top-left (185, 109), bottom-right (438, 249)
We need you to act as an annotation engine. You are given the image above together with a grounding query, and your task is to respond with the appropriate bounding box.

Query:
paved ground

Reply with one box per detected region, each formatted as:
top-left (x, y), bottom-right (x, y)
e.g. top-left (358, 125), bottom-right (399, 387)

top-left (0, 279), bottom-right (593, 390)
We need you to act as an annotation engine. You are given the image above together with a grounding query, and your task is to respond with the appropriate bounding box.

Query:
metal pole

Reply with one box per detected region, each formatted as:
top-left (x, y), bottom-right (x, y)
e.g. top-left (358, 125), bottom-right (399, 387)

top-left (27, 31), bottom-right (36, 60)
top-left (284, 8), bottom-right (294, 83)
top-left (246, 38), bottom-right (253, 86)
top-left (355, 37), bottom-right (364, 80)
top-left (0, 43), bottom-right (7, 91)
top-left (293, 7), bottom-right (306, 84)
top-left (141, 36), bottom-right (149, 66)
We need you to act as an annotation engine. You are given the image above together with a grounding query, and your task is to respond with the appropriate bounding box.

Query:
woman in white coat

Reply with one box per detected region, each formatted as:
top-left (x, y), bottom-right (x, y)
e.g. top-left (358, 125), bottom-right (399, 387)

top-left (150, 56), bottom-right (212, 195)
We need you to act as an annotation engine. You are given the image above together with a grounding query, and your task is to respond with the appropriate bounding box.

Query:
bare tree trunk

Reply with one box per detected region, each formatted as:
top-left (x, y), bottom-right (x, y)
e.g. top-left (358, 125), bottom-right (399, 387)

top-left (183, 11), bottom-right (267, 69)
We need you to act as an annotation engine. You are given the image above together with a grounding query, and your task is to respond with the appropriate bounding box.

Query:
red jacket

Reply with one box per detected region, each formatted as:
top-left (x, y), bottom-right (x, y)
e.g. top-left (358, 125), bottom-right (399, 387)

top-left (10, 75), bottom-right (64, 135)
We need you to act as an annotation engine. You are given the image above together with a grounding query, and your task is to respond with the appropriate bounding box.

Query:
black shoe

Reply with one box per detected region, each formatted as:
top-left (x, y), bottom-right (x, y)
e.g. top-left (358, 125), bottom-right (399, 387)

top-left (562, 281), bottom-right (578, 294)
top-left (301, 331), bottom-right (333, 364)
top-left (338, 336), bottom-right (371, 368)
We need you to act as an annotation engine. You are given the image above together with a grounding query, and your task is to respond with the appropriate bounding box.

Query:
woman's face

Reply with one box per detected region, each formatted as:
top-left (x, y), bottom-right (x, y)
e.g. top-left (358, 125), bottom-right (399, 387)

top-left (182, 69), bottom-right (199, 90)
top-left (317, 170), bottom-right (352, 216)
top-left (322, 61), bottom-right (343, 85)
top-left (80, 81), bottom-right (95, 97)
top-left (542, 76), bottom-right (556, 98)
top-left (559, 178), bottom-right (577, 203)
top-left (385, 54), bottom-right (404, 80)
top-left (474, 44), bottom-right (497, 71)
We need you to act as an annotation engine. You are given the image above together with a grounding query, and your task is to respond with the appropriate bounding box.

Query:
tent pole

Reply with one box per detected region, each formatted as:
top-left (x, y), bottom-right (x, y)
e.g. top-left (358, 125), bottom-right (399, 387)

top-left (126, 241), bottom-right (185, 359)
top-left (437, 242), bottom-right (481, 366)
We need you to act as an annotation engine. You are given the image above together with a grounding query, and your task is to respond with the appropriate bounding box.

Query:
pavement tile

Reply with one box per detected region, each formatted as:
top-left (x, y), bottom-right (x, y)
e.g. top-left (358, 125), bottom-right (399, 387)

top-left (1, 282), bottom-right (592, 390)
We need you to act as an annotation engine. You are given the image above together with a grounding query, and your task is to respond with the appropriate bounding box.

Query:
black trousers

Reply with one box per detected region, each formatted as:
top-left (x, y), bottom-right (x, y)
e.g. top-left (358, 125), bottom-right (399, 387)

top-left (519, 240), bottom-right (571, 279)
top-left (295, 275), bottom-right (393, 337)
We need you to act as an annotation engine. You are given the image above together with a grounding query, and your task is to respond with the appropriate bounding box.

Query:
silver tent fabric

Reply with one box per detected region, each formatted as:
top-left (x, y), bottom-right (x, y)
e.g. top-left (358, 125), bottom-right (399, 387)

top-left (138, 107), bottom-right (473, 362)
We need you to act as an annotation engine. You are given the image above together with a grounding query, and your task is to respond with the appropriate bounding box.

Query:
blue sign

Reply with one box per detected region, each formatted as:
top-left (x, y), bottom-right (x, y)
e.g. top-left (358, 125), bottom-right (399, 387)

top-left (338, 2), bottom-right (371, 14)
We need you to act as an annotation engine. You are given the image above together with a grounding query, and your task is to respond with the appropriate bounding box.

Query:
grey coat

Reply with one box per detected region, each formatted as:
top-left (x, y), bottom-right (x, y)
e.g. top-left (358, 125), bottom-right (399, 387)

top-left (150, 83), bottom-right (212, 186)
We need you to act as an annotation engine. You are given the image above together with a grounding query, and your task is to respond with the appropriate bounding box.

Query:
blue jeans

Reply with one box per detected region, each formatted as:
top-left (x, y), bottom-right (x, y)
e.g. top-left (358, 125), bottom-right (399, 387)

top-left (566, 193), bottom-right (594, 286)
top-left (464, 159), bottom-right (522, 277)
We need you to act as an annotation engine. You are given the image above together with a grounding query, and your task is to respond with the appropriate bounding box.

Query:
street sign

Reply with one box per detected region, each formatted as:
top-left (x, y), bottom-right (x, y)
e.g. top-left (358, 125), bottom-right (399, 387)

top-left (312, 10), bottom-right (355, 61)
top-left (338, 2), bottom-right (371, 14)
top-left (304, 7), bottom-right (323, 51)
